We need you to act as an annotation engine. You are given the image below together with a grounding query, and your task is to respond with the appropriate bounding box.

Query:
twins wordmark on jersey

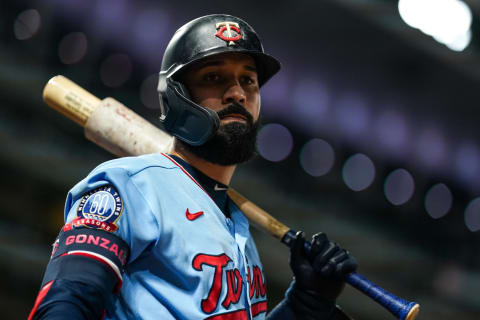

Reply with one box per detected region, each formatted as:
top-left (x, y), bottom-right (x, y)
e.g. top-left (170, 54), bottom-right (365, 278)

top-left (193, 253), bottom-right (267, 318)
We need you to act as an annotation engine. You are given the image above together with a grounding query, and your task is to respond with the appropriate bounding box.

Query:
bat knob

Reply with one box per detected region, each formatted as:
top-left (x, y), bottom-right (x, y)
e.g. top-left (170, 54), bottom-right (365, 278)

top-left (405, 303), bottom-right (420, 320)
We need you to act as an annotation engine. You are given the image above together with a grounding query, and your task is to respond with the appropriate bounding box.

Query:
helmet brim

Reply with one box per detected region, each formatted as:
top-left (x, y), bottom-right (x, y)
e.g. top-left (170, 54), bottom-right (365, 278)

top-left (169, 48), bottom-right (281, 87)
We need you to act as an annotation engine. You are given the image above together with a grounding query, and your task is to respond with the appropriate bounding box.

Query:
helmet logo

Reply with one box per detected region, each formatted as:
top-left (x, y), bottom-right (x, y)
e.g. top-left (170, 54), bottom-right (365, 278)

top-left (215, 22), bottom-right (242, 46)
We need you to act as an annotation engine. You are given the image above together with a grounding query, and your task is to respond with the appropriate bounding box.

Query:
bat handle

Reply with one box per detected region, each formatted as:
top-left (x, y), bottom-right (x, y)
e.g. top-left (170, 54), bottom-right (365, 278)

top-left (281, 230), bottom-right (420, 320)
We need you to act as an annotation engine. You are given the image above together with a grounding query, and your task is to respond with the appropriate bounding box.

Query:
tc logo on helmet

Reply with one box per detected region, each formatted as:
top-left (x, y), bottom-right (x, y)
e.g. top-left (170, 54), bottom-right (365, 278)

top-left (215, 22), bottom-right (242, 45)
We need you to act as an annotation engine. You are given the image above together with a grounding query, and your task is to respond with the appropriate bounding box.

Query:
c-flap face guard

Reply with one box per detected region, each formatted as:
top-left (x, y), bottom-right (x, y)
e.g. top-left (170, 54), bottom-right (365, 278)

top-left (162, 77), bottom-right (220, 146)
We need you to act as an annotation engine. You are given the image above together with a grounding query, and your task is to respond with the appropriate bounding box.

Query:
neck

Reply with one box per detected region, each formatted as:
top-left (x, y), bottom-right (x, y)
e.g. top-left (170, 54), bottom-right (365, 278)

top-left (172, 143), bottom-right (237, 185)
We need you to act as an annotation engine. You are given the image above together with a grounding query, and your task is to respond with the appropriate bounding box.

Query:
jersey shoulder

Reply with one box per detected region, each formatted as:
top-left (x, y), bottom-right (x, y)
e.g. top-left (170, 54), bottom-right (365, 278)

top-left (64, 154), bottom-right (179, 254)
top-left (91, 153), bottom-right (177, 177)
top-left (66, 153), bottom-right (179, 219)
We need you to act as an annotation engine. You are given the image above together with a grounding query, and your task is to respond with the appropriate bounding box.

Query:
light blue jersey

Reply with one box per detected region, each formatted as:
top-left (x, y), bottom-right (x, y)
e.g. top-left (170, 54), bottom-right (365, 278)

top-left (64, 153), bottom-right (267, 319)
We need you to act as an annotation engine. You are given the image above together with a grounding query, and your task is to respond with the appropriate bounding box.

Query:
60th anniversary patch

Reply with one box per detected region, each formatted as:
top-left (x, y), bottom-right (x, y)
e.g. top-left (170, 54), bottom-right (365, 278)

top-left (76, 185), bottom-right (123, 231)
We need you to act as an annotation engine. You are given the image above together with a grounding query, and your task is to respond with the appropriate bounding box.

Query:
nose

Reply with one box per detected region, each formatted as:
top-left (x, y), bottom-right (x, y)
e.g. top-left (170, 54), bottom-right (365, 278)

top-left (222, 82), bottom-right (246, 105)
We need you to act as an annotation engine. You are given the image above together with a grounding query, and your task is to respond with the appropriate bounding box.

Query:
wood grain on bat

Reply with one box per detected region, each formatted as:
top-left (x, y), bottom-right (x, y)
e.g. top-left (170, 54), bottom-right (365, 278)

top-left (85, 98), bottom-right (173, 157)
top-left (227, 189), bottom-right (289, 240)
top-left (43, 75), bottom-right (174, 157)
top-left (43, 75), bottom-right (99, 126)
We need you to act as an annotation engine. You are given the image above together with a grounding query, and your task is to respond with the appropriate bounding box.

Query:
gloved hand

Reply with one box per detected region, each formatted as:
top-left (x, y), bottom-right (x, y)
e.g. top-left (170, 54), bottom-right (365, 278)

top-left (285, 231), bottom-right (358, 320)
top-left (289, 231), bottom-right (358, 302)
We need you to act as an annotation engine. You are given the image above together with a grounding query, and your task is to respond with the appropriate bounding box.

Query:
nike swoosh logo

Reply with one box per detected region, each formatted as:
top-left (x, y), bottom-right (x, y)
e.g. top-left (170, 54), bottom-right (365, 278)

top-left (214, 184), bottom-right (228, 191)
top-left (186, 208), bottom-right (204, 221)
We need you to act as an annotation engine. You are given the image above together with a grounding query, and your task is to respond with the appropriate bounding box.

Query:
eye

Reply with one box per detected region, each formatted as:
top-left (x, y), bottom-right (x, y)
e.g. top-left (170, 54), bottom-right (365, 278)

top-left (241, 75), bottom-right (257, 86)
top-left (203, 73), bottom-right (220, 82)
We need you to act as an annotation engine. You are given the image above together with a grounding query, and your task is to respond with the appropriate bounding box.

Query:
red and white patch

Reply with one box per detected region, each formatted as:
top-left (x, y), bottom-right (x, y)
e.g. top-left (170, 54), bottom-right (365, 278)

top-left (64, 217), bottom-right (118, 233)
top-left (215, 22), bottom-right (242, 46)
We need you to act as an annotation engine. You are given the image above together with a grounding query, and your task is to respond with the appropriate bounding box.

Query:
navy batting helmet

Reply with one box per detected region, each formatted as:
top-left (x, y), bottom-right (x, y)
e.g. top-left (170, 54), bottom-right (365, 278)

top-left (157, 14), bottom-right (281, 146)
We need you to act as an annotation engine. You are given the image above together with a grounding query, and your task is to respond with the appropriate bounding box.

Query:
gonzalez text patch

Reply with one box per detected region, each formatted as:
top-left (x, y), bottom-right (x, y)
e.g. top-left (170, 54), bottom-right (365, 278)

top-left (51, 227), bottom-right (130, 271)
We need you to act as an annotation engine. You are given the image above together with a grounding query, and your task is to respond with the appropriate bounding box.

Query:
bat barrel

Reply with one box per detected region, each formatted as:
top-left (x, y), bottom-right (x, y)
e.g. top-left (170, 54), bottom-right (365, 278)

top-left (43, 75), bottom-right (100, 126)
top-left (281, 230), bottom-right (419, 320)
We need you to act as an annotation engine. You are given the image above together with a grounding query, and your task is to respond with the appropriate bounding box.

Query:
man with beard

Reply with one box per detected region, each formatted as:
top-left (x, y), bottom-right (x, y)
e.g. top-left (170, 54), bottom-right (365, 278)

top-left (29, 15), bottom-right (357, 320)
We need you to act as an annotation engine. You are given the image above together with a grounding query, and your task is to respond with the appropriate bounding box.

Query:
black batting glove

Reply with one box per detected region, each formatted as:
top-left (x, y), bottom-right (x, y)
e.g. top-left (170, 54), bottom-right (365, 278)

top-left (290, 231), bottom-right (358, 301)
top-left (287, 231), bottom-right (358, 319)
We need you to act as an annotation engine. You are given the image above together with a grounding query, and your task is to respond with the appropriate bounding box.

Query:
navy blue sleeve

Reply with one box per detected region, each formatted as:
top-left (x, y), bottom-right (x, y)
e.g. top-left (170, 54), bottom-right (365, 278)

top-left (29, 227), bottom-right (130, 320)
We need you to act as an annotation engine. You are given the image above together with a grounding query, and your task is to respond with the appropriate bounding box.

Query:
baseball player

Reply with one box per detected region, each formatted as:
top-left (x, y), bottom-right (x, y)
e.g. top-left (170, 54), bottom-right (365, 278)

top-left (29, 14), bottom-right (357, 320)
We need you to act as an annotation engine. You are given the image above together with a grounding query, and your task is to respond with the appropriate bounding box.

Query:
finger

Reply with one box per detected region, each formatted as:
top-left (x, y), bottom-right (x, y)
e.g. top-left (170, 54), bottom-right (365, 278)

top-left (330, 249), bottom-right (348, 265)
top-left (324, 249), bottom-right (348, 277)
top-left (312, 241), bottom-right (340, 274)
top-left (336, 254), bottom-right (358, 277)
top-left (289, 231), bottom-right (307, 269)
top-left (309, 232), bottom-right (328, 262)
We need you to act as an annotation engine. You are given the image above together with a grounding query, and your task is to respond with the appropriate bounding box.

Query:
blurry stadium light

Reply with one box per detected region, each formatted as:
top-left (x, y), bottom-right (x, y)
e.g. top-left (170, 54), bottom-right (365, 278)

top-left (58, 32), bottom-right (88, 64)
top-left (398, 0), bottom-right (472, 51)
top-left (342, 153), bottom-right (375, 191)
top-left (464, 197), bottom-right (480, 231)
top-left (257, 123), bottom-right (294, 162)
top-left (384, 168), bottom-right (415, 205)
top-left (424, 183), bottom-right (452, 219)
top-left (300, 138), bottom-right (335, 177)
top-left (14, 9), bottom-right (41, 40)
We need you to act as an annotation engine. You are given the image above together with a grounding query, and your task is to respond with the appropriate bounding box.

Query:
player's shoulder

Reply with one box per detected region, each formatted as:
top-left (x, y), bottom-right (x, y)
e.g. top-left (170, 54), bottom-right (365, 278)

top-left (91, 153), bottom-right (177, 176)
top-left (67, 153), bottom-right (179, 213)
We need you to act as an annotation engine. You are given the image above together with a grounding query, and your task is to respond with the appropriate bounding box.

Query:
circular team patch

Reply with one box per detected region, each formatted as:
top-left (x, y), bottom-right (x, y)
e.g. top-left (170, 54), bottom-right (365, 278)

top-left (77, 185), bottom-right (123, 225)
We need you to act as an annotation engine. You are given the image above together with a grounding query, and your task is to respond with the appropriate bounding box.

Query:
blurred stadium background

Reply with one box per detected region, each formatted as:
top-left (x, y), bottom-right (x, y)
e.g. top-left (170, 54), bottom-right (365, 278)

top-left (2, 0), bottom-right (480, 318)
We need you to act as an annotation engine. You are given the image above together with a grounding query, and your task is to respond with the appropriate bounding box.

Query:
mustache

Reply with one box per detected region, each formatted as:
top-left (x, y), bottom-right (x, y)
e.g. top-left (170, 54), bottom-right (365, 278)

top-left (217, 103), bottom-right (254, 125)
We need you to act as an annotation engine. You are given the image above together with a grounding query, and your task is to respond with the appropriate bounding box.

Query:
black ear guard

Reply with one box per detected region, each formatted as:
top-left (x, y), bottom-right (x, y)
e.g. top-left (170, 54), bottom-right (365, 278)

top-left (159, 77), bottom-right (219, 146)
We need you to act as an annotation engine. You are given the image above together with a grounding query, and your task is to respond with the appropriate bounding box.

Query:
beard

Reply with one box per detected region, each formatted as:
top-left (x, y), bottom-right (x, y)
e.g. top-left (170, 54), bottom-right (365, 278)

top-left (179, 103), bottom-right (260, 165)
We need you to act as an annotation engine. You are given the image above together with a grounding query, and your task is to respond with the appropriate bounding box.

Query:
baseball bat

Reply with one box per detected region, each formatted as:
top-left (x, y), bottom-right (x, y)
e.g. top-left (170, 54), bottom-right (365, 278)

top-left (43, 75), bottom-right (420, 320)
